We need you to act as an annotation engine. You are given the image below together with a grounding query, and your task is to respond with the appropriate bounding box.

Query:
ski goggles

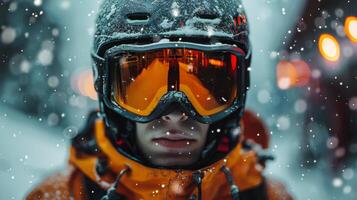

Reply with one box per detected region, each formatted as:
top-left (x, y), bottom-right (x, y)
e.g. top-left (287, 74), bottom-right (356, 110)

top-left (94, 42), bottom-right (249, 123)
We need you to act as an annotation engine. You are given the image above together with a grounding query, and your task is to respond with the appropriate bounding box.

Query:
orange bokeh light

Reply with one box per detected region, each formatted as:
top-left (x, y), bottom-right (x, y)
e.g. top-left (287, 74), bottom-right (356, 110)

top-left (276, 59), bottom-right (311, 90)
top-left (290, 59), bottom-right (311, 87)
top-left (74, 70), bottom-right (98, 100)
top-left (277, 60), bottom-right (298, 90)
top-left (345, 16), bottom-right (357, 43)
top-left (318, 34), bottom-right (340, 62)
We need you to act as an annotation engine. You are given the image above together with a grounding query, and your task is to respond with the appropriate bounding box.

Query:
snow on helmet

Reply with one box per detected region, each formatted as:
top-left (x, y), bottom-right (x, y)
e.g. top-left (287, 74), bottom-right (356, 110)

top-left (91, 0), bottom-right (251, 168)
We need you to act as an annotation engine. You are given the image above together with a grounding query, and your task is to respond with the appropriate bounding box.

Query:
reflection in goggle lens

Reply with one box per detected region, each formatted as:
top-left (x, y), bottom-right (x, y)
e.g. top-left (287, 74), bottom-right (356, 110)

top-left (111, 48), bottom-right (239, 117)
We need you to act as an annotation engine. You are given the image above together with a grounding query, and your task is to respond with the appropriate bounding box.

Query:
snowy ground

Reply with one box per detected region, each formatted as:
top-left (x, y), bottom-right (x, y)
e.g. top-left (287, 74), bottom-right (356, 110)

top-left (0, 105), bottom-right (69, 200)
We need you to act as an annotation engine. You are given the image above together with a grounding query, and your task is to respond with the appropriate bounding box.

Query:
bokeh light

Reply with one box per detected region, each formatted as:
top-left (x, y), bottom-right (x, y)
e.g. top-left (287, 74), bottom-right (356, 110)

top-left (318, 34), bottom-right (340, 62)
top-left (276, 59), bottom-right (311, 90)
top-left (290, 59), bottom-right (311, 87)
top-left (345, 16), bottom-right (357, 43)
top-left (72, 69), bottom-right (97, 100)
top-left (277, 60), bottom-right (297, 90)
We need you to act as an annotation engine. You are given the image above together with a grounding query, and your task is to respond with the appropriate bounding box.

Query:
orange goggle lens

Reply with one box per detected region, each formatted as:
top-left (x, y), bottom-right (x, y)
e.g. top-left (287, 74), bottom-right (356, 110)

top-left (111, 48), bottom-right (239, 117)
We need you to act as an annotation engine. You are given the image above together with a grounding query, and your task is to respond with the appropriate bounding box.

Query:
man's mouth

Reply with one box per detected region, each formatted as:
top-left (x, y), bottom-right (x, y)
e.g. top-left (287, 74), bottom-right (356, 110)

top-left (152, 138), bottom-right (197, 149)
top-left (152, 129), bottom-right (197, 149)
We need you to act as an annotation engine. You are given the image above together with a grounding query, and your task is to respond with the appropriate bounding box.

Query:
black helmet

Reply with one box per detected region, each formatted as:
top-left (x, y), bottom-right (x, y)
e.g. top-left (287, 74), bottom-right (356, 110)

top-left (91, 0), bottom-right (251, 169)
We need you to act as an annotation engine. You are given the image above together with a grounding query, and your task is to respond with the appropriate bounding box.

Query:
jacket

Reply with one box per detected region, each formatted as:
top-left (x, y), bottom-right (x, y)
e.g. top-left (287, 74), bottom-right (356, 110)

top-left (26, 111), bottom-right (293, 200)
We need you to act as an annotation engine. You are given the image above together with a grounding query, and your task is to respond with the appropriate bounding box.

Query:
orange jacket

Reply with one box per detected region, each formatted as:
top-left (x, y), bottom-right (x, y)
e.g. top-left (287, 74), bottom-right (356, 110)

top-left (26, 111), bottom-right (293, 200)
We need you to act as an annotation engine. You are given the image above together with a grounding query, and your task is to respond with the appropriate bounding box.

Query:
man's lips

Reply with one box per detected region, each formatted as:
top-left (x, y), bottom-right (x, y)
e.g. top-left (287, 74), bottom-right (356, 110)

top-left (152, 138), bottom-right (196, 148)
top-left (152, 129), bottom-right (196, 149)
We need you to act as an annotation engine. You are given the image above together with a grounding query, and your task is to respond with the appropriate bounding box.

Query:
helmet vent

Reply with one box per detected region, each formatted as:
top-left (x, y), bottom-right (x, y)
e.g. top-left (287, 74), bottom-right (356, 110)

top-left (126, 12), bottom-right (151, 23)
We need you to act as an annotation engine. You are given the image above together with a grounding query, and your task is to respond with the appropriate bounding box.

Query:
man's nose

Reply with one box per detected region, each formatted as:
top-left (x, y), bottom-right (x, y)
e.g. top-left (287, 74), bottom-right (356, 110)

top-left (161, 110), bottom-right (189, 122)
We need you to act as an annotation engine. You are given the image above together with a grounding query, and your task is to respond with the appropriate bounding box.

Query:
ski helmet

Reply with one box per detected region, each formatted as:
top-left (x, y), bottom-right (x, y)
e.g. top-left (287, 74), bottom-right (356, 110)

top-left (91, 0), bottom-right (251, 168)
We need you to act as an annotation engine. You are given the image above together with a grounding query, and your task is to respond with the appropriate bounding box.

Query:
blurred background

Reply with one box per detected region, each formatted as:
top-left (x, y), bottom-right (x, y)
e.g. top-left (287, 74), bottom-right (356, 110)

top-left (0, 0), bottom-right (356, 199)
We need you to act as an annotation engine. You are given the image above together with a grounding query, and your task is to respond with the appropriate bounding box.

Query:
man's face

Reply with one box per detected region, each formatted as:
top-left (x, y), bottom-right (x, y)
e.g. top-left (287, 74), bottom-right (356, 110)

top-left (135, 109), bottom-right (209, 167)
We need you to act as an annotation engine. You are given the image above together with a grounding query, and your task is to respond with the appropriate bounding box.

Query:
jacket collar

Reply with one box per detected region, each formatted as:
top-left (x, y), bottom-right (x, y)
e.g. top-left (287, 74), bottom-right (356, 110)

top-left (69, 118), bottom-right (263, 199)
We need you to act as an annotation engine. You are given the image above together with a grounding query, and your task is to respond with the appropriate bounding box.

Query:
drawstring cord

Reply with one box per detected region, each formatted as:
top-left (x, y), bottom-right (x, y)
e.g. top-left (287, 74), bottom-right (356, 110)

top-left (221, 166), bottom-right (240, 200)
top-left (189, 171), bottom-right (203, 200)
top-left (99, 165), bottom-right (238, 200)
top-left (188, 167), bottom-right (240, 200)
top-left (101, 166), bottom-right (131, 200)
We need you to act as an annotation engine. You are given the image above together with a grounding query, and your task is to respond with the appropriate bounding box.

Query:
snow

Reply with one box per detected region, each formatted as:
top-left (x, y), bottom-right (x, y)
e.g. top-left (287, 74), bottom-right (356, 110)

top-left (1, 27), bottom-right (16, 44)
top-left (37, 49), bottom-right (54, 66)
top-left (0, 105), bottom-right (68, 200)
top-left (163, 28), bottom-right (233, 38)
top-left (8, 2), bottom-right (18, 12)
top-left (1, 0), bottom-right (357, 199)
top-left (294, 99), bottom-right (308, 113)
top-left (33, 0), bottom-right (42, 7)
top-left (48, 76), bottom-right (60, 88)
top-left (160, 19), bottom-right (174, 29)
top-left (257, 90), bottom-right (271, 104)
top-left (106, 5), bottom-right (116, 20)
top-left (349, 97), bottom-right (357, 111)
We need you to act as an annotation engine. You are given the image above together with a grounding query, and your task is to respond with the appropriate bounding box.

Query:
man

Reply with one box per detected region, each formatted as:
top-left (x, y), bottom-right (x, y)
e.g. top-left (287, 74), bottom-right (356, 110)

top-left (27, 0), bottom-right (293, 199)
